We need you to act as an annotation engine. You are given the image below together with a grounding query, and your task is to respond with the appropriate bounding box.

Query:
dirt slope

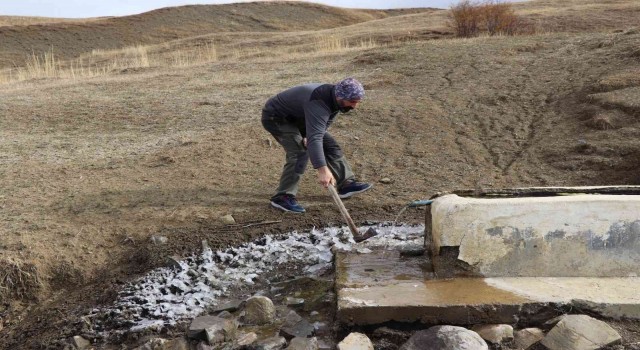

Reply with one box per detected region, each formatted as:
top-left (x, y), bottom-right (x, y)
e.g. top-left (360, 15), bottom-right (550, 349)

top-left (0, 2), bottom-right (433, 69)
top-left (1, 0), bottom-right (640, 348)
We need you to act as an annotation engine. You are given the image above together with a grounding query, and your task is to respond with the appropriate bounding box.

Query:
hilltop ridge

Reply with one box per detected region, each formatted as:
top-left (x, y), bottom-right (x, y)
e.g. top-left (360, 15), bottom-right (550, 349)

top-left (0, 2), bottom-right (436, 68)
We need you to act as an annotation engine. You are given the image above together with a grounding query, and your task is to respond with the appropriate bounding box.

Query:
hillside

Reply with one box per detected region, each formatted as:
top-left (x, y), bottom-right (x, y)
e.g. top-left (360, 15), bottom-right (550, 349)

top-left (1, 0), bottom-right (640, 348)
top-left (0, 2), bottom-right (434, 69)
top-left (0, 16), bottom-right (104, 27)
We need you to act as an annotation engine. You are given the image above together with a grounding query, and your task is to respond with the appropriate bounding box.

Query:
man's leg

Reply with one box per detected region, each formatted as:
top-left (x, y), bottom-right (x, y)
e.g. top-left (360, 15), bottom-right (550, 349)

top-left (273, 123), bottom-right (308, 198)
top-left (323, 132), bottom-right (372, 199)
top-left (262, 119), bottom-right (308, 213)
top-left (322, 132), bottom-right (355, 188)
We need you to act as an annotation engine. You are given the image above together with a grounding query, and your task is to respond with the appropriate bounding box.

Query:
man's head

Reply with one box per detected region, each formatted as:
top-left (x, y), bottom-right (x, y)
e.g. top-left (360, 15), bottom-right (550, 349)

top-left (335, 77), bottom-right (364, 112)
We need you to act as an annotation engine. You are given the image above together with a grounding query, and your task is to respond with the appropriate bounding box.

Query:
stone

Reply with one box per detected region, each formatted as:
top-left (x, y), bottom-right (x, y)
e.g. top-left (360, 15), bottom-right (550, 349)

top-left (338, 332), bottom-right (374, 350)
top-left (399, 326), bottom-right (488, 350)
top-left (196, 343), bottom-right (214, 350)
top-left (280, 318), bottom-right (314, 340)
top-left (218, 311), bottom-right (233, 319)
top-left (150, 235), bottom-right (169, 244)
top-left (471, 324), bottom-right (513, 344)
top-left (541, 314), bottom-right (622, 350)
top-left (285, 297), bottom-right (305, 307)
top-left (287, 337), bottom-right (319, 350)
top-left (317, 339), bottom-right (335, 350)
top-left (134, 338), bottom-right (188, 350)
top-left (167, 255), bottom-right (183, 269)
top-left (72, 335), bottom-right (91, 350)
top-left (371, 327), bottom-right (411, 344)
top-left (284, 310), bottom-right (303, 325)
top-left (571, 298), bottom-right (640, 320)
top-left (214, 300), bottom-right (243, 313)
top-left (187, 315), bottom-right (238, 344)
top-left (398, 245), bottom-right (426, 257)
top-left (514, 328), bottom-right (544, 349)
top-left (312, 322), bottom-right (331, 336)
top-left (220, 214), bottom-right (236, 225)
top-left (253, 336), bottom-right (287, 350)
top-left (205, 318), bottom-right (238, 345)
top-left (379, 178), bottom-right (393, 184)
top-left (244, 296), bottom-right (276, 325)
top-left (236, 332), bottom-right (258, 347)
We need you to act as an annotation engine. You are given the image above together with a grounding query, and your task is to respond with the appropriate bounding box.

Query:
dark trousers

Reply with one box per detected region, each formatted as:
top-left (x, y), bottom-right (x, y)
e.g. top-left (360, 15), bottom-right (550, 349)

top-left (262, 117), bottom-right (355, 199)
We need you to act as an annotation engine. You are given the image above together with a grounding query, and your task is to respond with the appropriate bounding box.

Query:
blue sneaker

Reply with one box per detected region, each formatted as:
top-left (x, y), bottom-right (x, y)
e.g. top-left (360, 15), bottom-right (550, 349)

top-left (270, 194), bottom-right (306, 213)
top-left (338, 180), bottom-right (373, 199)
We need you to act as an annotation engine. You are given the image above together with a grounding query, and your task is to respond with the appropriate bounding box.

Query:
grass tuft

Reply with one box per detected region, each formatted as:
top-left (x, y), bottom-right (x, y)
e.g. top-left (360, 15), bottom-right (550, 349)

top-left (0, 258), bottom-right (42, 302)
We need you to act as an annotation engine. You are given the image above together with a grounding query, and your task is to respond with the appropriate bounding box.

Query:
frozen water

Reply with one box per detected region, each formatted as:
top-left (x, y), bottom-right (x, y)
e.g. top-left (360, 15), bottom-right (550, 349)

top-left (93, 224), bottom-right (424, 334)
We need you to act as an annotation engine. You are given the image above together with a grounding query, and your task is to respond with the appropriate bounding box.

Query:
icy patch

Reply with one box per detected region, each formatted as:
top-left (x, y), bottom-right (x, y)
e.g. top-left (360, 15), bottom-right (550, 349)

top-left (92, 224), bottom-right (423, 333)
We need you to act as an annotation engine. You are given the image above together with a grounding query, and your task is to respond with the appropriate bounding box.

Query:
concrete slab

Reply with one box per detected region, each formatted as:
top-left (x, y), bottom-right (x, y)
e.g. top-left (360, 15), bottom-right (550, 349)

top-left (336, 250), bottom-right (640, 326)
top-left (430, 194), bottom-right (640, 277)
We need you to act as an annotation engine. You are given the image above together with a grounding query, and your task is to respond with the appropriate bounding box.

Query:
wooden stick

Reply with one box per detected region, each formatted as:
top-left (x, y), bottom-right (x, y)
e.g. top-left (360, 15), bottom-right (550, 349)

top-left (327, 185), bottom-right (360, 237)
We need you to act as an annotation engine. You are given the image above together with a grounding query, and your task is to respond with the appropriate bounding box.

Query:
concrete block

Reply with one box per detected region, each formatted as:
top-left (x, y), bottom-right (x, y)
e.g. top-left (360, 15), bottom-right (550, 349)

top-left (431, 194), bottom-right (640, 277)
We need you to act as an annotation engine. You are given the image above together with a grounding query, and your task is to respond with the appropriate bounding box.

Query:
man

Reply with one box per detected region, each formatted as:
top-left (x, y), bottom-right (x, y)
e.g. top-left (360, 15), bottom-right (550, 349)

top-left (261, 77), bottom-right (373, 213)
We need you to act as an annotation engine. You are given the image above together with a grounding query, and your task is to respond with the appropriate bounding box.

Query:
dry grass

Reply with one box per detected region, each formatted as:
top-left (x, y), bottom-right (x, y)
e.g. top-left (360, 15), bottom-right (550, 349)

top-left (0, 15), bottom-right (98, 27)
top-left (0, 258), bottom-right (41, 302)
top-left (0, 33), bottom-right (385, 84)
top-left (597, 69), bottom-right (640, 91)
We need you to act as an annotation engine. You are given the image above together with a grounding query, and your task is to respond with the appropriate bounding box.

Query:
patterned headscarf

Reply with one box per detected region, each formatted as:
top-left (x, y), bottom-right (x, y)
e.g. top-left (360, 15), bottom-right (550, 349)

top-left (335, 77), bottom-right (365, 101)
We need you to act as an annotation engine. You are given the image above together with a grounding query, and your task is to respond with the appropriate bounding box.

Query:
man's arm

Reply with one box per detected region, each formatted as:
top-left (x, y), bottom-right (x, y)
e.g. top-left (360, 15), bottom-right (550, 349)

top-left (303, 100), bottom-right (335, 188)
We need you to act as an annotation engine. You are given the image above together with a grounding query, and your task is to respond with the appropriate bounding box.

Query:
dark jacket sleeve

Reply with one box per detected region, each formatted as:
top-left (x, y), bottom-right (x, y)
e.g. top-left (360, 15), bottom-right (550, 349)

top-left (304, 100), bottom-right (331, 169)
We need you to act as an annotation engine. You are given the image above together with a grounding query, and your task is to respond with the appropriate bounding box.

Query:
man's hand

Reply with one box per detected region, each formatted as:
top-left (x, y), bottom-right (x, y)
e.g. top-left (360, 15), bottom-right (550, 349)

top-left (317, 166), bottom-right (335, 188)
top-left (302, 137), bottom-right (307, 148)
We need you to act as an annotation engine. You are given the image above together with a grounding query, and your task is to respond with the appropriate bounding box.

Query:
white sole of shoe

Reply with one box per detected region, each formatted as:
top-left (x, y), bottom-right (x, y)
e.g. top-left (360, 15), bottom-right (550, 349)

top-left (270, 201), bottom-right (305, 213)
top-left (338, 185), bottom-right (373, 199)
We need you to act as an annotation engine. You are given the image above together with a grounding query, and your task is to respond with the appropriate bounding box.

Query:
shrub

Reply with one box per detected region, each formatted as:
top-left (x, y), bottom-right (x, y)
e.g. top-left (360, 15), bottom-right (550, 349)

top-left (450, 0), bottom-right (523, 37)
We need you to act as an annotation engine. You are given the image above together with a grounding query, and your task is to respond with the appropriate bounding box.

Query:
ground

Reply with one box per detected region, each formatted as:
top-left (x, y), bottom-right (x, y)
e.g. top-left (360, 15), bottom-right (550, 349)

top-left (1, 0), bottom-right (640, 348)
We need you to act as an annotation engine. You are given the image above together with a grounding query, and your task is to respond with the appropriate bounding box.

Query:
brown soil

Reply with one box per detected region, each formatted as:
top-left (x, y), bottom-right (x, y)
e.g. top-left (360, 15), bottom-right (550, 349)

top-left (1, 0), bottom-right (640, 348)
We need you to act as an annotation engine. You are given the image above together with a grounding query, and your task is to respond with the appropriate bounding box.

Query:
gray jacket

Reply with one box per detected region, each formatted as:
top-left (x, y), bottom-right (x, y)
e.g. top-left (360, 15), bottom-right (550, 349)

top-left (262, 83), bottom-right (343, 169)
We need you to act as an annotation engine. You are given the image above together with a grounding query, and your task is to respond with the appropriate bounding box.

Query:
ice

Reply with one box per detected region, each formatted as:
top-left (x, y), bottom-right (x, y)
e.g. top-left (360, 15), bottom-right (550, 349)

top-left (94, 224), bottom-right (424, 335)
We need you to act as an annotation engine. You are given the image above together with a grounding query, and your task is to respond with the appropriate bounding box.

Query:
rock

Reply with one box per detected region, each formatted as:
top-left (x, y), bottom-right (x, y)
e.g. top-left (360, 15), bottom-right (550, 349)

top-left (541, 314), bottom-right (622, 350)
top-left (571, 298), bottom-right (640, 320)
top-left (471, 324), bottom-right (513, 344)
top-left (205, 318), bottom-right (238, 345)
top-left (253, 336), bottom-right (287, 350)
top-left (398, 245), bottom-right (426, 257)
top-left (218, 311), bottom-right (233, 319)
top-left (317, 339), bottom-right (335, 350)
top-left (167, 255), bottom-right (183, 269)
top-left (244, 296), bottom-right (276, 325)
top-left (514, 328), bottom-right (544, 349)
top-left (134, 338), bottom-right (188, 350)
top-left (338, 332), bottom-right (374, 350)
top-left (542, 315), bottom-right (564, 330)
top-left (399, 326), bottom-right (488, 350)
top-left (312, 322), bottom-right (331, 336)
top-left (187, 315), bottom-right (238, 344)
top-left (372, 327), bottom-right (411, 344)
top-left (280, 318), bottom-right (314, 339)
top-left (287, 337), bottom-right (319, 350)
top-left (196, 343), bottom-right (214, 350)
top-left (237, 332), bottom-right (258, 347)
top-left (284, 310), bottom-right (303, 325)
top-left (285, 297), bottom-right (305, 307)
top-left (150, 235), bottom-right (169, 244)
top-left (220, 214), bottom-right (236, 225)
top-left (214, 300), bottom-right (244, 313)
top-left (379, 178), bottom-right (393, 184)
top-left (72, 335), bottom-right (91, 350)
